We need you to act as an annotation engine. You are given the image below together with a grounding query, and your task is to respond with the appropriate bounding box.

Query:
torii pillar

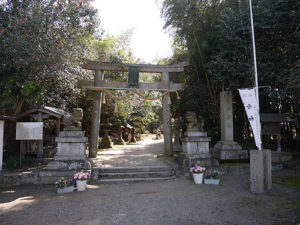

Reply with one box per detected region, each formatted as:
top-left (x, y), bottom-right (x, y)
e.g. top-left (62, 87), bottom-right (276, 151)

top-left (89, 70), bottom-right (104, 158)
top-left (81, 61), bottom-right (187, 158)
top-left (162, 71), bottom-right (173, 156)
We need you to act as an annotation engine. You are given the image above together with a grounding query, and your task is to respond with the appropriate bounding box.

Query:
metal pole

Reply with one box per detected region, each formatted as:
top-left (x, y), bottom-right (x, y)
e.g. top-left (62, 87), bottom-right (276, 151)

top-left (249, 0), bottom-right (261, 150)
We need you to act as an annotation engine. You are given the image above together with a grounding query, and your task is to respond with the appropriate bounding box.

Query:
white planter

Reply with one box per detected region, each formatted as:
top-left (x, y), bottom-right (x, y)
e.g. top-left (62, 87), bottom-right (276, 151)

top-left (76, 180), bottom-right (87, 191)
top-left (192, 173), bottom-right (203, 184)
top-left (57, 186), bottom-right (74, 194)
top-left (204, 179), bottom-right (220, 185)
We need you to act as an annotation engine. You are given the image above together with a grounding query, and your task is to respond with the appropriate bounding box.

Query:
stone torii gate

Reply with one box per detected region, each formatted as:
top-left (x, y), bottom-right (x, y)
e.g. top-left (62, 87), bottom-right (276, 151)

top-left (80, 60), bottom-right (187, 158)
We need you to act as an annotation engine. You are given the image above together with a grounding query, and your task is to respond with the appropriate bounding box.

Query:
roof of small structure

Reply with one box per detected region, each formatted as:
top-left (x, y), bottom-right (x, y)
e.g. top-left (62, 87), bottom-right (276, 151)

top-left (17, 106), bottom-right (67, 119)
top-left (0, 115), bottom-right (16, 121)
top-left (260, 113), bottom-right (292, 123)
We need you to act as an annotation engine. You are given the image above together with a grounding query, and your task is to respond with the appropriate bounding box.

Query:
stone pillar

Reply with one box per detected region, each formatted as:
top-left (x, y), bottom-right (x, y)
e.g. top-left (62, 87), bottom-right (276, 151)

top-left (162, 71), bottom-right (172, 156)
top-left (250, 149), bottom-right (272, 193)
top-left (263, 149), bottom-right (272, 191)
top-left (250, 150), bottom-right (264, 193)
top-left (212, 91), bottom-right (248, 160)
top-left (0, 120), bottom-right (4, 171)
top-left (220, 91), bottom-right (233, 141)
top-left (89, 70), bottom-right (104, 158)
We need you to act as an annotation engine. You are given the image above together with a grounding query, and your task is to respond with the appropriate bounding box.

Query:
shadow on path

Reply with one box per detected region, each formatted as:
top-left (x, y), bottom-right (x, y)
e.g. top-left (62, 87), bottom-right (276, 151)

top-left (98, 136), bottom-right (167, 168)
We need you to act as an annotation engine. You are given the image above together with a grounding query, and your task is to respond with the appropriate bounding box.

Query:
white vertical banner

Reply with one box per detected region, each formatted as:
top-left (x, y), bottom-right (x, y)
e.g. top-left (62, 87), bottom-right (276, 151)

top-left (239, 88), bottom-right (262, 150)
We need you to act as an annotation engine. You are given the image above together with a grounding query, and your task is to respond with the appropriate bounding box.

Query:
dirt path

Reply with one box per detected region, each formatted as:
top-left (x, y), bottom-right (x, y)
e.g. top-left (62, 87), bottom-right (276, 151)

top-left (0, 137), bottom-right (299, 225)
top-left (98, 135), bottom-right (167, 167)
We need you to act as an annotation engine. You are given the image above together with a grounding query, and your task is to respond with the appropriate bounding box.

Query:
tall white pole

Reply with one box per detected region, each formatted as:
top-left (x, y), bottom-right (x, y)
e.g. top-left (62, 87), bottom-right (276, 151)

top-left (249, 0), bottom-right (262, 150)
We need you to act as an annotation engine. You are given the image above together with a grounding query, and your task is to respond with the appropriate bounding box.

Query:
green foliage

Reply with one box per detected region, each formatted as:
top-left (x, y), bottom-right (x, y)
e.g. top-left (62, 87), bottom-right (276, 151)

top-left (75, 32), bottom-right (163, 136)
top-left (5, 155), bottom-right (19, 170)
top-left (0, 0), bottom-right (99, 114)
top-left (162, 0), bottom-right (299, 146)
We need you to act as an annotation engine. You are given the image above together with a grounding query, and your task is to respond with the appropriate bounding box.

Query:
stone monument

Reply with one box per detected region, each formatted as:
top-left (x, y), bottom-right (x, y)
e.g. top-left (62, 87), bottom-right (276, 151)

top-left (41, 108), bottom-right (90, 183)
top-left (178, 111), bottom-right (217, 176)
top-left (211, 91), bottom-right (248, 160)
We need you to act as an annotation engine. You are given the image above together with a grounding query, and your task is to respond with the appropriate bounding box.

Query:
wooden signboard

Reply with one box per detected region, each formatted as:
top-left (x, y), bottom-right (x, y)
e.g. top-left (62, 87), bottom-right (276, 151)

top-left (16, 122), bottom-right (43, 140)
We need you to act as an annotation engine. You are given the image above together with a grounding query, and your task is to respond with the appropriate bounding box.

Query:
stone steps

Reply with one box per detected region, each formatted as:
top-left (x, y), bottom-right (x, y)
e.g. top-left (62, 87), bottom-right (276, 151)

top-left (98, 176), bottom-right (176, 184)
top-left (100, 171), bottom-right (174, 179)
top-left (95, 166), bottom-right (176, 184)
top-left (99, 166), bottom-right (172, 173)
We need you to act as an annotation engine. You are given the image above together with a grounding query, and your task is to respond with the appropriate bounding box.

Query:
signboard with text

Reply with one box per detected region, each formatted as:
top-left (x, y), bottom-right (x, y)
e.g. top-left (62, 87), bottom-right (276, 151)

top-left (16, 122), bottom-right (43, 140)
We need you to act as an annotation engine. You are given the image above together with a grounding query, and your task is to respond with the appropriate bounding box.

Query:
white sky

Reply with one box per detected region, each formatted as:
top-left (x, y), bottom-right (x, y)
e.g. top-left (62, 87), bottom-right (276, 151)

top-left (92, 0), bottom-right (173, 63)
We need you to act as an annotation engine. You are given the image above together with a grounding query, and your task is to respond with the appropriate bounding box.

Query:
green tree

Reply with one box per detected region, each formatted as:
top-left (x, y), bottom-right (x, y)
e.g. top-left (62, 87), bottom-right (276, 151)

top-left (162, 0), bottom-right (299, 147)
top-left (0, 0), bottom-right (99, 114)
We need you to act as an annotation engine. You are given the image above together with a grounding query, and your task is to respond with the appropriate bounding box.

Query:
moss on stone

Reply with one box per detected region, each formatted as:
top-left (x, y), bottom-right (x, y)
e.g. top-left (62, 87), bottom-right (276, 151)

top-left (272, 175), bottom-right (300, 187)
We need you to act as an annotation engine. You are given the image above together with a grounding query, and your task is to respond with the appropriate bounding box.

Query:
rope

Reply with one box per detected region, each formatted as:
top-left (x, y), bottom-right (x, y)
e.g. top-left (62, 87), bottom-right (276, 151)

top-left (100, 89), bottom-right (171, 101)
top-left (102, 90), bottom-right (134, 101)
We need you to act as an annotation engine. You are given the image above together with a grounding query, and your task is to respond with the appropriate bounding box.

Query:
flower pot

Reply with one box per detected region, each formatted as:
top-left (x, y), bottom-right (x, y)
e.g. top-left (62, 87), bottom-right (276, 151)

top-left (76, 180), bottom-right (87, 191)
top-left (192, 173), bottom-right (203, 184)
top-left (204, 179), bottom-right (220, 185)
top-left (57, 186), bottom-right (74, 194)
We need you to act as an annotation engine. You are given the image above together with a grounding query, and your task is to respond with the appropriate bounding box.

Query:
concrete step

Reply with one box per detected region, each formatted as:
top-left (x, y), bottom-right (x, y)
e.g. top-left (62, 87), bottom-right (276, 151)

top-left (99, 166), bottom-right (172, 173)
top-left (97, 176), bottom-right (176, 184)
top-left (99, 171), bottom-right (175, 179)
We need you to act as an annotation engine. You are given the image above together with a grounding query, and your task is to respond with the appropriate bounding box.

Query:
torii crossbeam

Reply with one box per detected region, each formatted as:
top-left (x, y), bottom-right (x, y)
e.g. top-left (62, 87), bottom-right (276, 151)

top-left (80, 60), bottom-right (187, 158)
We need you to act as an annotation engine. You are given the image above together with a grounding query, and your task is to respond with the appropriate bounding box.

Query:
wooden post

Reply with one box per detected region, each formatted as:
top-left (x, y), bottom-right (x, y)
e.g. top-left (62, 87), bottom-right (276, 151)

top-left (56, 120), bottom-right (61, 137)
top-left (20, 140), bottom-right (25, 168)
top-left (89, 70), bottom-right (104, 158)
top-left (37, 112), bottom-right (43, 160)
top-left (162, 71), bottom-right (173, 156)
top-left (0, 120), bottom-right (4, 171)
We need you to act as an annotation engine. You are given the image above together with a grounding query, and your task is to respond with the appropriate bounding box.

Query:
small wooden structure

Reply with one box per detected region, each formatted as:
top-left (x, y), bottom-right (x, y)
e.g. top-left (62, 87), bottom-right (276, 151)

top-left (80, 60), bottom-right (187, 157)
top-left (17, 106), bottom-right (65, 160)
top-left (261, 113), bottom-right (293, 152)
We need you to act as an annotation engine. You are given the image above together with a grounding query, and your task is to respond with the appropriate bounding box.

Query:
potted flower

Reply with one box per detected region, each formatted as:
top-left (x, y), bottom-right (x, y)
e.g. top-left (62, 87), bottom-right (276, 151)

top-left (73, 171), bottom-right (90, 191)
top-left (55, 178), bottom-right (76, 194)
top-left (204, 170), bottom-right (220, 185)
top-left (190, 166), bottom-right (206, 184)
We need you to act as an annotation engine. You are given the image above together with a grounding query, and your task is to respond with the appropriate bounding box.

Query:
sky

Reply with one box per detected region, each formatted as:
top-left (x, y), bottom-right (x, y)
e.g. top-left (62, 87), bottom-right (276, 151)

top-left (92, 0), bottom-right (173, 63)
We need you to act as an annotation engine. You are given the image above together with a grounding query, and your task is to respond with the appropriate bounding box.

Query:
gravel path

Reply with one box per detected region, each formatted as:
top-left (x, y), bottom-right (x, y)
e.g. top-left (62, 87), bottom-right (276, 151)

top-left (0, 173), bottom-right (299, 225)
top-left (98, 136), bottom-right (167, 167)
top-left (0, 137), bottom-right (299, 225)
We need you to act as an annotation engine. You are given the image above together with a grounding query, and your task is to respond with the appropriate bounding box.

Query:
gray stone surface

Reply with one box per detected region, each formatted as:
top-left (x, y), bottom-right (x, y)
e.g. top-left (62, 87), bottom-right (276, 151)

top-left (182, 132), bottom-right (211, 155)
top-left (46, 160), bottom-right (90, 170)
top-left (89, 70), bottom-right (104, 158)
top-left (210, 147), bottom-right (248, 160)
top-left (46, 128), bottom-right (89, 171)
top-left (263, 149), bottom-right (272, 191)
top-left (59, 131), bottom-right (85, 137)
top-left (250, 150), bottom-right (264, 193)
top-left (271, 151), bottom-right (292, 163)
top-left (220, 91), bottom-right (234, 141)
top-left (184, 131), bottom-right (207, 137)
top-left (213, 91), bottom-right (248, 160)
top-left (181, 126), bottom-right (213, 175)
top-left (162, 71), bottom-right (173, 156)
top-left (213, 141), bottom-right (242, 150)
